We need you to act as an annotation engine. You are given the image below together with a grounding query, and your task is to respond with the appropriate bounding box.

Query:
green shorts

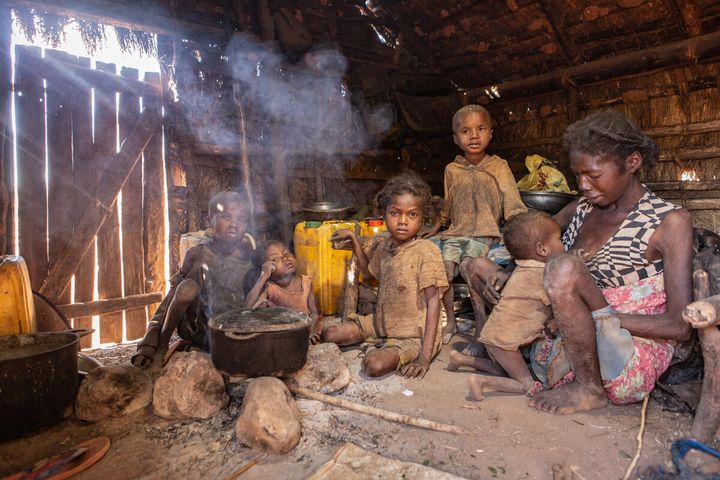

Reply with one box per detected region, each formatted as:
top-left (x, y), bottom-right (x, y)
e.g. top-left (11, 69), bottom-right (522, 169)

top-left (440, 237), bottom-right (492, 265)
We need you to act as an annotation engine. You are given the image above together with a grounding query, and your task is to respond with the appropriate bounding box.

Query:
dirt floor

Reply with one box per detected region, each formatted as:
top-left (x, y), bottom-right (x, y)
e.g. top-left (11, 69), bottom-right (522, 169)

top-left (0, 325), bottom-right (698, 480)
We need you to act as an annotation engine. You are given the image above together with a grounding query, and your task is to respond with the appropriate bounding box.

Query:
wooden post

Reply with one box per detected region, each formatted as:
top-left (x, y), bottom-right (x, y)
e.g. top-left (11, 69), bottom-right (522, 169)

top-left (71, 55), bottom-right (96, 348)
top-left (142, 72), bottom-right (166, 314)
top-left (119, 66), bottom-right (148, 341)
top-left (0, 5), bottom-right (11, 256)
top-left (39, 107), bottom-right (162, 301)
top-left (45, 50), bottom-right (77, 305)
top-left (14, 46), bottom-right (48, 289)
top-left (94, 62), bottom-right (124, 343)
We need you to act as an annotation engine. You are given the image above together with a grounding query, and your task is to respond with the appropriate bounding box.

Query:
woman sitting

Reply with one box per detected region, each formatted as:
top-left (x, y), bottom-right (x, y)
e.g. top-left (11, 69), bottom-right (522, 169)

top-left (473, 110), bottom-right (693, 414)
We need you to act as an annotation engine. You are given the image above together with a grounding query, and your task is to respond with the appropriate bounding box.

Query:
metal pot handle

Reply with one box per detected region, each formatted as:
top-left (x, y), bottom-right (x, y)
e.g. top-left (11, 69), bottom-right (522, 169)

top-left (225, 331), bottom-right (262, 341)
top-left (66, 328), bottom-right (94, 338)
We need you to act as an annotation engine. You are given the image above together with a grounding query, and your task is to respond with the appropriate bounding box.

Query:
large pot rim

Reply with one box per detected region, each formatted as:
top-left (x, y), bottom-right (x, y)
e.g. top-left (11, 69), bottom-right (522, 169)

top-left (209, 307), bottom-right (312, 334)
top-left (0, 331), bottom-right (80, 362)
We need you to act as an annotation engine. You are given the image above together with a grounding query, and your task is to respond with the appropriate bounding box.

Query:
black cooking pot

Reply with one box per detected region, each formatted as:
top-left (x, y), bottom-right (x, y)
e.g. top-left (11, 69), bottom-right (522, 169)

top-left (0, 329), bottom-right (90, 440)
top-left (208, 307), bottom-right (311, 377)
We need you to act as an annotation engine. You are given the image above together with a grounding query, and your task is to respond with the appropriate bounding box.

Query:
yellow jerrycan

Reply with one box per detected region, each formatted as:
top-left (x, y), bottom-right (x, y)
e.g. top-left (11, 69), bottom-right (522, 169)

top-left (0, 256), bottom-right (36, 335)
top-left (294, 220), bottom-right (358, 315)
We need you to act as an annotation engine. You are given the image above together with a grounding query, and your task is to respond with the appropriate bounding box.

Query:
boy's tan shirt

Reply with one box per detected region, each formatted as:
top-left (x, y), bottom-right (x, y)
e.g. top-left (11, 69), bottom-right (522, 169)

top-left (439, 154), bottom-right (526, 239)
top-left (368, 237), bottom-right (449, 339)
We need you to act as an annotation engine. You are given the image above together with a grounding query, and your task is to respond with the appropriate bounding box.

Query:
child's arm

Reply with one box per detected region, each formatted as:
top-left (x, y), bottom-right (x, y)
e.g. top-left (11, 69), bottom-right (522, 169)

top-left (330, 229), bottom-right (372, 278)
top-left (307, 288), bottom-right (322, 344)
top-left (243, 261), bottom-right (275, 308)
top-left (399, 285), bottom-right (440, 379)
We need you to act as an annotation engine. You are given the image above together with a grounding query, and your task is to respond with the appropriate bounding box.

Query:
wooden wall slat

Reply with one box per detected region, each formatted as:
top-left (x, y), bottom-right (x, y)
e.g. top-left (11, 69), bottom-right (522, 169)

top-left (14, 45), bottom-right (48, 289)
top-left (119, 66), bottom-right (147, 340)
top-left (142, 72), bottom-right (165, 310)
top-left (94, 61), bottom-right (123, 344)
top-left (45, 50), bottom-right (76, 305)
top-left (70, 56), bottom-right (95, 349)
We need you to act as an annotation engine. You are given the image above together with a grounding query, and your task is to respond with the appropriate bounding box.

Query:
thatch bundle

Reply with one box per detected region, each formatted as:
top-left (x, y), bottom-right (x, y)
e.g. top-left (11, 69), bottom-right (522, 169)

top-left (12, 7), bottom-right (155, 56)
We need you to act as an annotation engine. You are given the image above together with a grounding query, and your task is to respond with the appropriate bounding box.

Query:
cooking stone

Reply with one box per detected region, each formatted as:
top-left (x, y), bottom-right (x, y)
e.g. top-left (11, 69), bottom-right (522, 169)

top-left (286, 342), bottom-right (350, 394)
top-left (235, 377), bottom-right (302, 454)
top-left (75, 365), bottom-right (152, 422)
top-left (152, 351), bottom-right (229, 420)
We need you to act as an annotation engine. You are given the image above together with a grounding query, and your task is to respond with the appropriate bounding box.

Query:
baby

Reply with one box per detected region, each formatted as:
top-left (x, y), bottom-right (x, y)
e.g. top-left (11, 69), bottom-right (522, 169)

top-left (447, 210), bottom-right (565, 399)
top-left (322, 172), bottom-right (449, 379)
top-left (132, 191), bottom-right (254, 369)
top-left (244, 240), bottom-right (321, 341)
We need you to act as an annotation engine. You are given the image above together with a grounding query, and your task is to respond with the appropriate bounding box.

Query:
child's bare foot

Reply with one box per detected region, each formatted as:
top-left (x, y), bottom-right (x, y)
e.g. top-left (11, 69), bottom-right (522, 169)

top-left (528, 381), bottom-right (608, 414)
top-left (442, 324), bottom-right (456, 345)
top-left (447, 350), bottom-right (465, 371)
top-left (468, 375), bottom-right (487, 400)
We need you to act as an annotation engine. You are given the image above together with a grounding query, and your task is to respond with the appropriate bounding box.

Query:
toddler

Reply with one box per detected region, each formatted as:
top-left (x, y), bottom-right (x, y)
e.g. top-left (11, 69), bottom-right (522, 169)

top-left (446, 211), bottom-right (566, 399)
top-left (322, 172), bottom-right (448, 379)
top-left (244, 240), bottom-right (321, 341)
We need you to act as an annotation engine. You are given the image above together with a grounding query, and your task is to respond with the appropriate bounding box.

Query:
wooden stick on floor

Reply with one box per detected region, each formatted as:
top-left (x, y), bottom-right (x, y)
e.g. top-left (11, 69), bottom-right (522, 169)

top-left (288, 384), bottom-right (469, 435)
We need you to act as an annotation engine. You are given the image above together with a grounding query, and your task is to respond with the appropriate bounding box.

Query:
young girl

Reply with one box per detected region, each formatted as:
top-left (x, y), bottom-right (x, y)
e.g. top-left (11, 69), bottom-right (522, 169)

top-left (244, 240), bottom-right (321, 342)
top-left (322, 172), bottom-right (449, 379)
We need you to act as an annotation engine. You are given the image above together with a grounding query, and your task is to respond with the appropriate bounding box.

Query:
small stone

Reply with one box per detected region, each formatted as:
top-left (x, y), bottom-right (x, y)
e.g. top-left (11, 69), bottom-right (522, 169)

top-left (287, 343), bottom-right (350, 394)
top-left (152, 351), bottom-right (229, 420)
top-left (235, 377), bottom-right (302, 454)
top-left (75, 365), bottom-right (152, 422)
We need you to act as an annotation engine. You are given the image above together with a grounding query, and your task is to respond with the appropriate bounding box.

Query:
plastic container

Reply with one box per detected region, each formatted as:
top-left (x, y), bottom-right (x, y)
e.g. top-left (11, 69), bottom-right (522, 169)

top-left (294, 220), bottom-right (358, 315)
top-left (0, 256), bottom-right (36, 336)
top-left (359, 218), bottom-right (387, 239)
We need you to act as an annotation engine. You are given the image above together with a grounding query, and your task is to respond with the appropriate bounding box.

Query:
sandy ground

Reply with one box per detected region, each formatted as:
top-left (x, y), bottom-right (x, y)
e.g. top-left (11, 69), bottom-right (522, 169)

top-left (0, 334), bottom-right (696, 480)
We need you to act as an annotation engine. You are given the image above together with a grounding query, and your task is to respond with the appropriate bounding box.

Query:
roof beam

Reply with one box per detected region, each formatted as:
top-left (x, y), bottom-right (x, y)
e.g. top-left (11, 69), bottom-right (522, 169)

top-left (468, 30), bottom-right (720, 102)
top-left (538, 0), bottom-right (580, 64)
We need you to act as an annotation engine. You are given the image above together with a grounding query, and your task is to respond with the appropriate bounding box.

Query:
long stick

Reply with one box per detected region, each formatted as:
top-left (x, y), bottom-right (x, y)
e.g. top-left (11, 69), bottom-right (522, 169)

top-left (223, 452), bottom-right (268, 480)
top-left (289, 384), bottom-right (469, 435)
top-left (622, 395), bottom-right (649, 480)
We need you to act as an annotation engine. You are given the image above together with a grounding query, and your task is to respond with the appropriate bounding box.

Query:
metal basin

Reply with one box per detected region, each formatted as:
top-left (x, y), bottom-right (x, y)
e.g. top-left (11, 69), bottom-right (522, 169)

top-left (520, 191), bottom-right (577, 214)
top-left (300, 201), bottom-right (354, 221)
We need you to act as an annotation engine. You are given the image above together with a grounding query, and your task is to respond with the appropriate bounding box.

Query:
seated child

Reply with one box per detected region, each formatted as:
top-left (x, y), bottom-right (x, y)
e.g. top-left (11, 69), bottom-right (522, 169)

top-left (446, 210), bottom-right (565, 399)
top-left (244, 239), bottom-right (321, 342)
top-left (424, 104), bottom-right (526, 346)
top-left (322, 172), bottom-right (449, 379)
top-left (131, 191), bottom-right (254, 369)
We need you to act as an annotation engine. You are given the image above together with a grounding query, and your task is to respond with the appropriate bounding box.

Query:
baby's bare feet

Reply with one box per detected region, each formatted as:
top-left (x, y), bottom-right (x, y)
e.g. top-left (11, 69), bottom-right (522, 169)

top-left (528, 381), bottom-right (607, 414)
top-left (468, 375), bottom-right (486, 400)
top-left (447, 350), bottom-right (466, 371)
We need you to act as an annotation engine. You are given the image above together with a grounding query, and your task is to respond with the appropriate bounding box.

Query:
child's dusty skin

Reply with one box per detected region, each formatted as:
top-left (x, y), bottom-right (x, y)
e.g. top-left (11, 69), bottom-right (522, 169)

top-left (244, 240), bottom-right (321, 343)
top-left (132, 192), bottom-right (252, 370)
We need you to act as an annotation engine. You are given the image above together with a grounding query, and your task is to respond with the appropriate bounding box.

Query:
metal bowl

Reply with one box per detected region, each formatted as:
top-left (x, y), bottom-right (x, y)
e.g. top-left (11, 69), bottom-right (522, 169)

top-left (300, 201), bottom-right (354, 221)
top-left (520, 191), bottom-right (577, 214)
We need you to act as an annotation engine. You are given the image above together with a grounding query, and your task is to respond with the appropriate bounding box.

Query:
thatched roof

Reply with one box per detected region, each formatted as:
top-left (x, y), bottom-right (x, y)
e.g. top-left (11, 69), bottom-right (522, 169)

top-left (8, 0), bottom-right (720, 94)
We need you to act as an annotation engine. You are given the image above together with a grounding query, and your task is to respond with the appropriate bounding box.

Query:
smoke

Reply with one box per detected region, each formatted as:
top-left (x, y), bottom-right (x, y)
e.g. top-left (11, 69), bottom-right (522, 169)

top-left (226, 34), bottom-right (393, 163)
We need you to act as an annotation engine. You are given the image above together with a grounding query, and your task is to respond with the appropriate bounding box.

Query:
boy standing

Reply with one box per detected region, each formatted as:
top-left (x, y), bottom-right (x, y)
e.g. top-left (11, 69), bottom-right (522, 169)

top-left (132, 191), bottom-right (255, 369)
top-left (426, 104), bottom-right (526, 349)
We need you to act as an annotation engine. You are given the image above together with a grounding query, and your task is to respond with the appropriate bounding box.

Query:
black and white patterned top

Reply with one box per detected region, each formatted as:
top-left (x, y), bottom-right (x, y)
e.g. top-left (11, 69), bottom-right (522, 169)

top-left (561, 188), bottom-right (680, 289)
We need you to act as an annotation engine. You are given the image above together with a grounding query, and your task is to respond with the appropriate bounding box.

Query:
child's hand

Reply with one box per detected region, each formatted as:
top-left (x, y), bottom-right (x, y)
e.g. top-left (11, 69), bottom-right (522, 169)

top-left (261, 261), bottom-right (276, 276)
top-left (309, 333), bottom-right (321, 344)
top-left (399, 359), bottom-right (430, 379)
top-left (483, 270), bottom-right (510, 305)
top-left (330, 229), bottom-right (355, 249)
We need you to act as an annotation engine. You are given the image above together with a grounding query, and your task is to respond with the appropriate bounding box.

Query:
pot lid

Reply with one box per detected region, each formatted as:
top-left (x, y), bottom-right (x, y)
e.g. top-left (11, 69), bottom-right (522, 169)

top-left (209, 307), bottom-right (311, 333)
top-left (300, 201), bottom-right (351, 213)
